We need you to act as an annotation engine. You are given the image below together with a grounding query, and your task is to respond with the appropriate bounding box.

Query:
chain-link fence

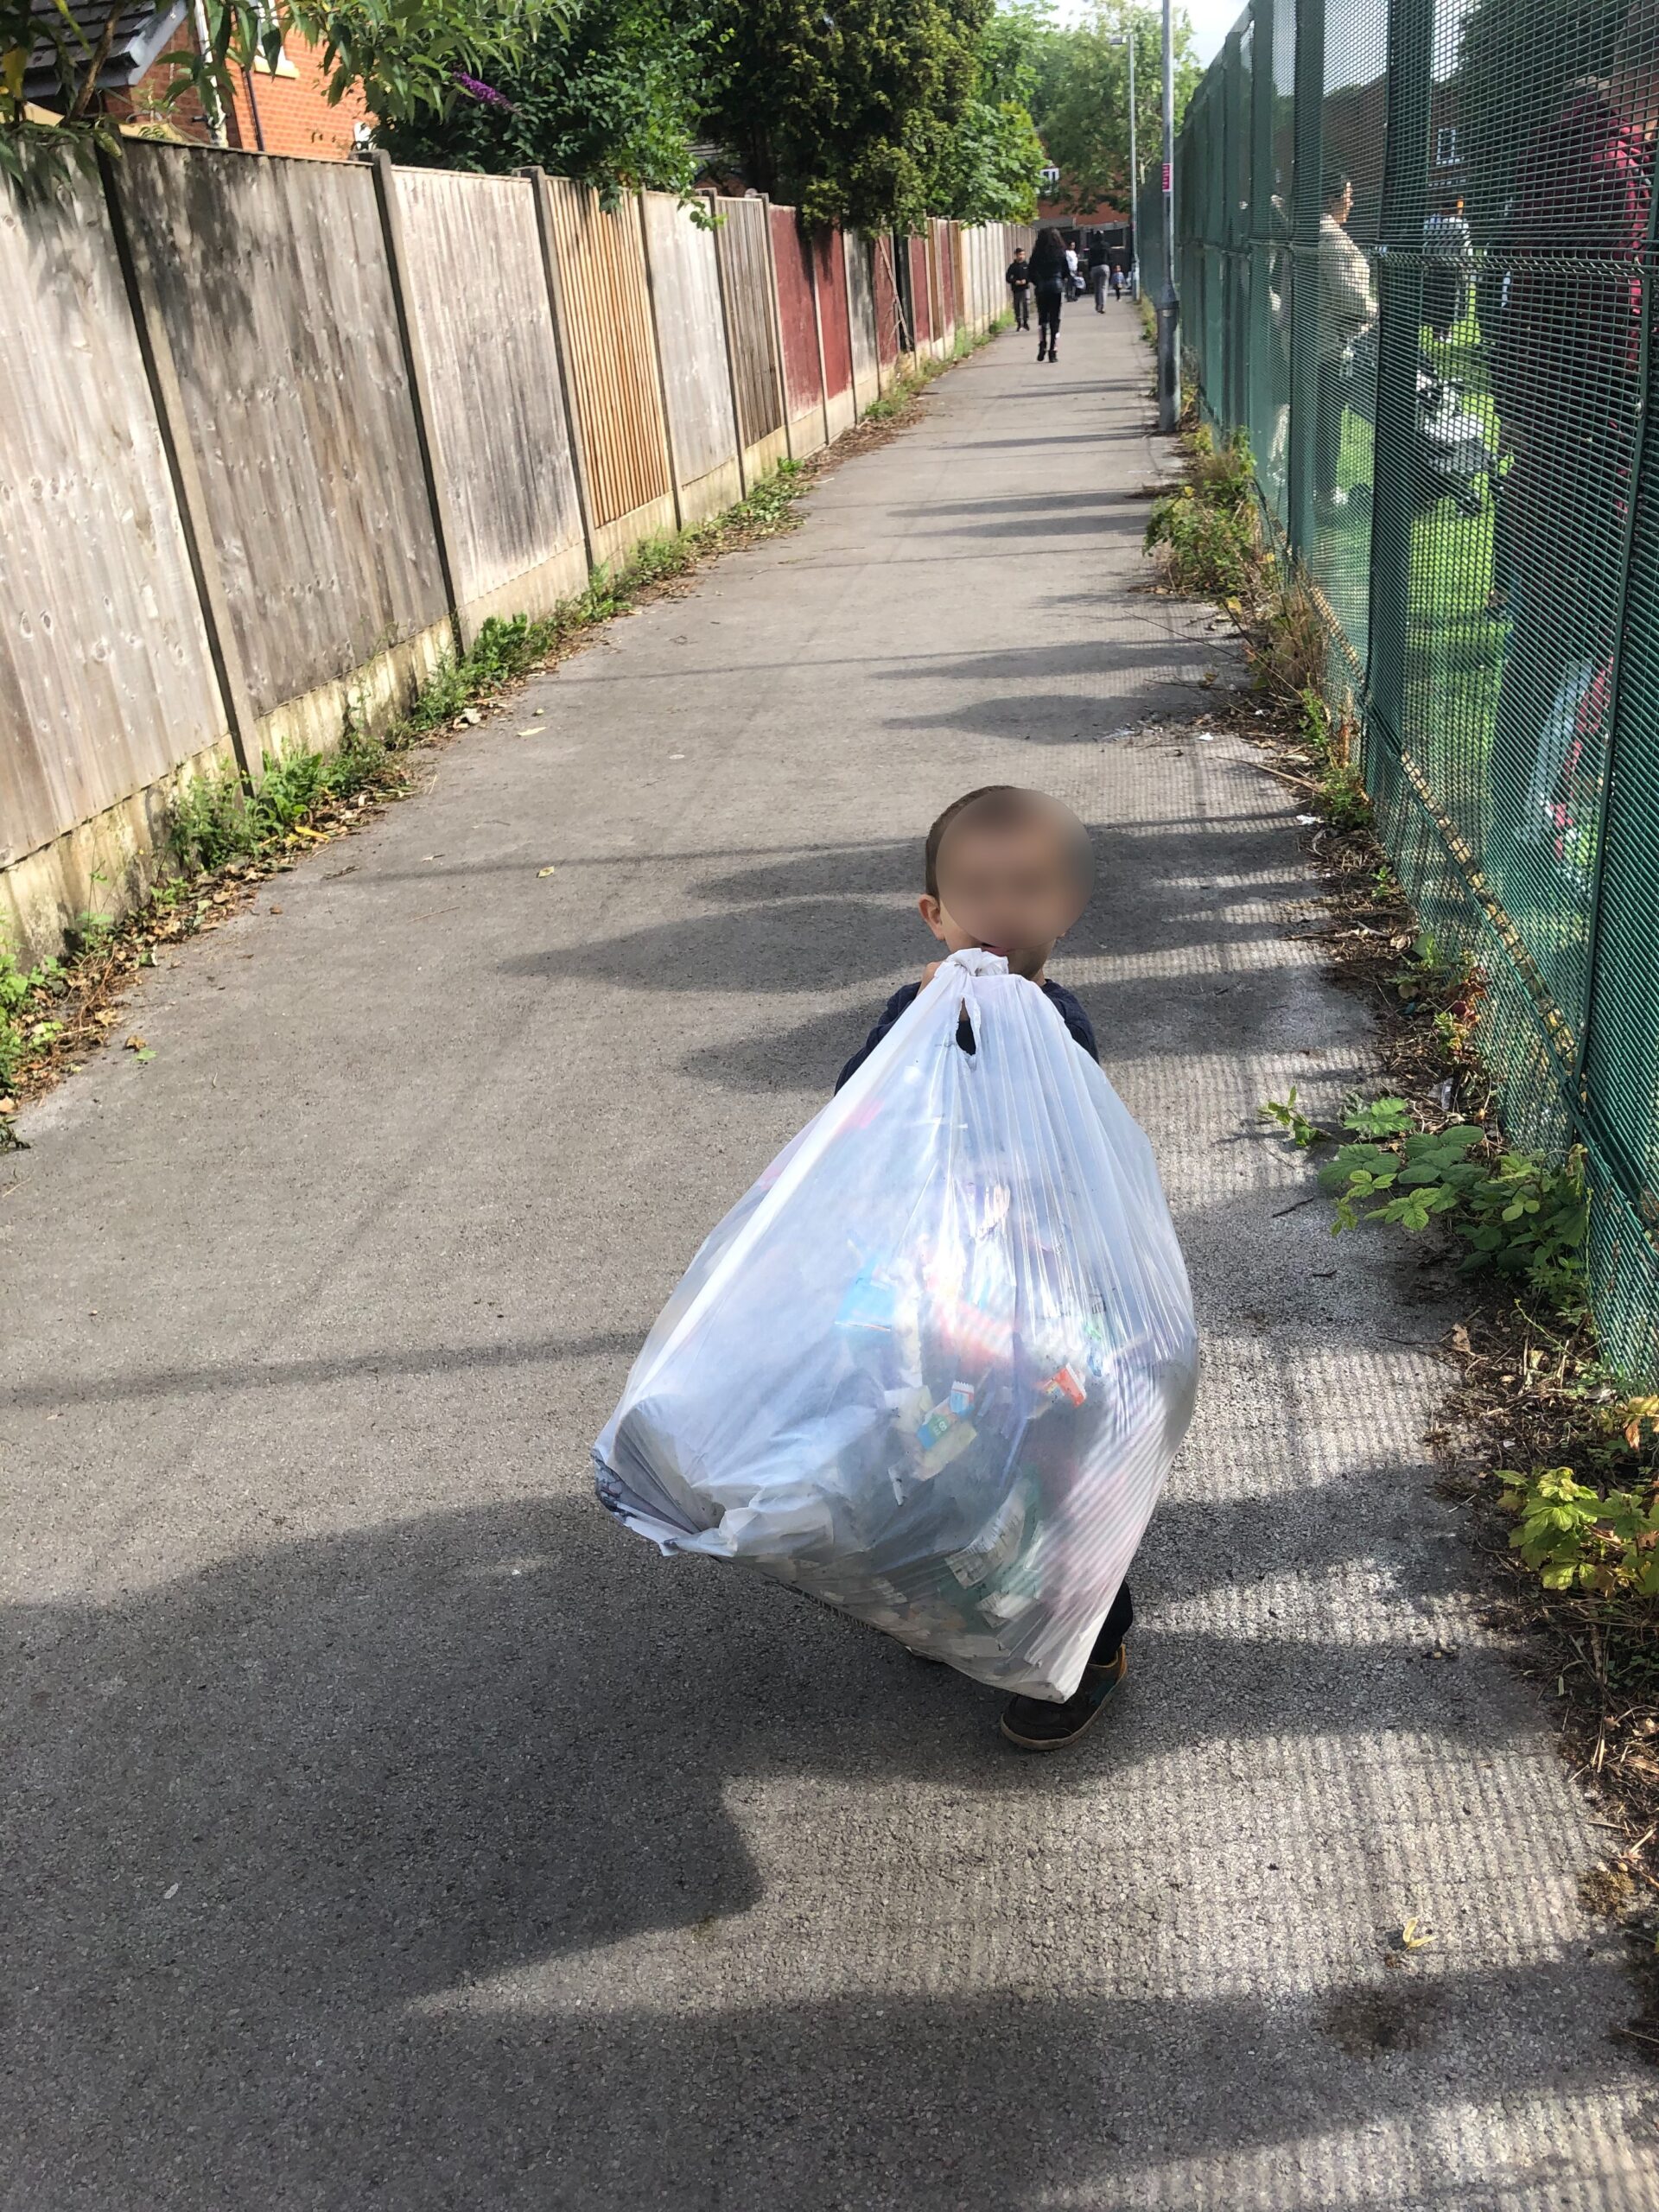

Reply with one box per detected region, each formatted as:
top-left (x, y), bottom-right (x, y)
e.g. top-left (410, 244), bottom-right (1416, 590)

top-left (1164, 0), bottom-right (1659, 1377)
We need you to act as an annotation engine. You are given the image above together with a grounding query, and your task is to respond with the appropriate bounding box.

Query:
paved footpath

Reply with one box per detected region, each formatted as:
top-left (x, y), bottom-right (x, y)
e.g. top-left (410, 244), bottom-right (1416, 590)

top-left (6, 307), bottom-right (1658, 2212)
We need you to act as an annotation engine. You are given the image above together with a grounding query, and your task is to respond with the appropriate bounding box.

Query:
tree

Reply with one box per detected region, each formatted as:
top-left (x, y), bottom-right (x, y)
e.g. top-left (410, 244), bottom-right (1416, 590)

top-left (1029, 1), bottom-right (1198, 218)
top-left (701, 0), bottom-right (995, 232)
top-left (925, 0), bottom-right (1046, 221)
top-left (2, 0), bottom-right (561, 178)
top-left (377, 0), bottom-right (708, 201)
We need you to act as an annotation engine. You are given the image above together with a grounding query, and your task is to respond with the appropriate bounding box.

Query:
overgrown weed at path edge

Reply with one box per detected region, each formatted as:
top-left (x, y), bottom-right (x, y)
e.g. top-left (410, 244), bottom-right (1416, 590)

top-left (1150, 413), bottom-right (1659, 1978)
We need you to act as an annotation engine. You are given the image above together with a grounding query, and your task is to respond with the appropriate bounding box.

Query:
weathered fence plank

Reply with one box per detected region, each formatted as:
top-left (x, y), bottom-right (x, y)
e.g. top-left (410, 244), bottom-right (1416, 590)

top-left (845, 234), bottom-right (880, 415)
top-left (387, 164), bottom-right (588, 642)
top-left (710, 194), bottom-right (787, 484)
top-left (0, 157), bottom-right (232, 960)
top-left (639, 194), bottom-right (741, 524)
top-left (111, 143), bottom-right (453, 760)
top-left (540, 177), bottom-right (676, 567)
top-left (814, 229), bottom-right (856, 438)
top-left (769, 204), bottom-right (827, 460)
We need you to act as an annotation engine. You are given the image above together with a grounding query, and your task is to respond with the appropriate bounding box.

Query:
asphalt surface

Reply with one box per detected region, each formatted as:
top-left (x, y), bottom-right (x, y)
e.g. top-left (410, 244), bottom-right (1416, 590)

top-left (5, 305), bottom-right (1658, 2211)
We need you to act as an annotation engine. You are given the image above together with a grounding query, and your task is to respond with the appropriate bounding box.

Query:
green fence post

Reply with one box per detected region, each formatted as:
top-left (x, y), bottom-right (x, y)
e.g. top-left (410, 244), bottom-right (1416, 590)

top-left (1246, 0), bottom-right (1275, 474)
top-left (1285, 0), bottom-right (1324, 563)
top-left (1365, 0), bottom-right (1433, 745)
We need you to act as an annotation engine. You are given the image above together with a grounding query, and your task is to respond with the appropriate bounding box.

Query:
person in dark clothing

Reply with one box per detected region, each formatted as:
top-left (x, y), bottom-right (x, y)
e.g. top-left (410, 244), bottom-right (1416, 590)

top-left (1088, 236), bottom-right (1111, 310)
top-left (1027, 226), bottom-right (1068, 362)
top-left (836, 785), bottom-right (1133, 1754)
top-left (1487, 15), bottom-right (1659, 931)
top-left (1005, 250), bottom-right (1033, 330)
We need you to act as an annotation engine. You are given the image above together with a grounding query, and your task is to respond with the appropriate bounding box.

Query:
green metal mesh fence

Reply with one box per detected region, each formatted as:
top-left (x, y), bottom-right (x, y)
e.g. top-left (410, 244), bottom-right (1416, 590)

top-left (1168, 0), bottom-right (1659, 1376)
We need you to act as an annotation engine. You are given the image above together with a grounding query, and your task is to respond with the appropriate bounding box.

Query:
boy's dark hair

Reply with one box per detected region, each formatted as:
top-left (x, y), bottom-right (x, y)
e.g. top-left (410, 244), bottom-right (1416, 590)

top-left (925, 784), bottom-right (1092, 899)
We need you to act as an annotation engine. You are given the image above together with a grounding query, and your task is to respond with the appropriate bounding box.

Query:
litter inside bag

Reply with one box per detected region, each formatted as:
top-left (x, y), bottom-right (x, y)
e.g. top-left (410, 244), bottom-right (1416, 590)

top-left (594, 950), bottom-right (1199, 1700)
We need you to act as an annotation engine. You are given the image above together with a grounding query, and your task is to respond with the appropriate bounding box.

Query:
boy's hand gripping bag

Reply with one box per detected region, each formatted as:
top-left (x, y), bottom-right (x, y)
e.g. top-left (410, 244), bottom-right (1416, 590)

top-left (593, 950), bottom-right (1199, 1701)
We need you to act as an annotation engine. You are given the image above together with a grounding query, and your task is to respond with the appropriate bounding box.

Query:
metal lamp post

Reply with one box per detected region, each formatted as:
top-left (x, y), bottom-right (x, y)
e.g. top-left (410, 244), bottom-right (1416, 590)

top-left (1155, 0), bottom-right (1180, 429)
top-left (1118, 25), bottom-right (1139, 299)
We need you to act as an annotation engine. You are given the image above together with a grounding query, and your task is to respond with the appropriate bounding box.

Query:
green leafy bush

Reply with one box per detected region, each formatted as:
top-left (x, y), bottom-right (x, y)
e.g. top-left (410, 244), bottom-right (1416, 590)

top-left (1497, 1465), bottom-right (1659, 1598)
top-left (1147, 486), bottom-right (1259, 601)
top-left (0, 933), bottom-right (63, 1093)
top-left (1261, 1089), bottom-right (1590, 1315)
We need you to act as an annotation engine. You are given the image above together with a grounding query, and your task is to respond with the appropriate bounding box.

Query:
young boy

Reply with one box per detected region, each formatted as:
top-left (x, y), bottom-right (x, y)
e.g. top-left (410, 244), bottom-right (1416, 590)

top-left (836, 785), bottom-right (1134, 1752)
top-left (1005, 250), bottom-right (1033, 331)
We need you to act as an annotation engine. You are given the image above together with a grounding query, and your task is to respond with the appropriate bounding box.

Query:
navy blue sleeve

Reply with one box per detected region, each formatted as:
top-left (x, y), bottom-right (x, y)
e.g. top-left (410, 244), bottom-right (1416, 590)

top-left (836, 983), bottom-right (922, 1091)
top-left (1044, 982), bottom-right (1099, 1063)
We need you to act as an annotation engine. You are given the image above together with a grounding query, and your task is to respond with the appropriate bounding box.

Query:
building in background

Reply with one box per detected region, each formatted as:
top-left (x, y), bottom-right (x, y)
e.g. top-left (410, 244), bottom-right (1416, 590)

top-left (22, 0), bottom-right (369, 157)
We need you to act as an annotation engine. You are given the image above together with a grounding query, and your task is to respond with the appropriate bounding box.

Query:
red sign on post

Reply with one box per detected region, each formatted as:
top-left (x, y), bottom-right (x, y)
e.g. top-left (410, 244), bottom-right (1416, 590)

top-left (1162, 162), bottom-right (1173, 194)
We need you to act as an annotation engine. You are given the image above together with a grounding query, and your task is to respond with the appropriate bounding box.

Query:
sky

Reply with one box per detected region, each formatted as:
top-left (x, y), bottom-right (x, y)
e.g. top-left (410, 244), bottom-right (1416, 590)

top-left (1048, 0), bottom-right (1245, 67)
top-left (1181, 0), bottom-right (1245, 63)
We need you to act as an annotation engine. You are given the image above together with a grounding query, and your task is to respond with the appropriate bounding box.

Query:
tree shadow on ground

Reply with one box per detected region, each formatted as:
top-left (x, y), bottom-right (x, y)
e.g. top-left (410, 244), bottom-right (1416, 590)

top-left (498, 818), bottom-right (1317, 1012)
top-left (3, 1492), bottom-right (1611, 2209)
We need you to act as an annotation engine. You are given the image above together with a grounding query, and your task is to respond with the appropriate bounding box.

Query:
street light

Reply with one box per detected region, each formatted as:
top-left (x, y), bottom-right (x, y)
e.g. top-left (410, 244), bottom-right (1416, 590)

top-left (1155, 0), bottom-right (1180, 429)
top-left (1116, 24), bottom-right (1139, 300)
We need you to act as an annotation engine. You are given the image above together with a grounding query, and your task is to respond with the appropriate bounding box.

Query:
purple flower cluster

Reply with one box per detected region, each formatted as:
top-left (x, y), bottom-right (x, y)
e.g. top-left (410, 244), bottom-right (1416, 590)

top-left (452, 72), bottom-right (516, 111)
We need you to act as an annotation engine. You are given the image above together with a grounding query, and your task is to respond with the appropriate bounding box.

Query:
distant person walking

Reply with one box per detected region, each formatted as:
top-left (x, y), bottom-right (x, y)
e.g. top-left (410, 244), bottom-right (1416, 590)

top-left (1109, 247), bottom-right (1128, 301)
top-left (1028, 226), bottom-right (1069, 363)
top-left (1316, 168), bottom-right (1376, 513)
top-left (1006, 248), bottom-right (1033, 331)
top-left (1088, 238), bottom-right (1111, 310)
top-left (1422, 194), bottom-right (1475, 340)
top-left (1064, 239), bottom-right (1082, 297)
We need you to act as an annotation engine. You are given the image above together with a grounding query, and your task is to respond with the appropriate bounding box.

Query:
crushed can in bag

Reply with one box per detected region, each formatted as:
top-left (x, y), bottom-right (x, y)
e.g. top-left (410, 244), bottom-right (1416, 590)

top-left (593, 949), bottom-right (1198, 1700)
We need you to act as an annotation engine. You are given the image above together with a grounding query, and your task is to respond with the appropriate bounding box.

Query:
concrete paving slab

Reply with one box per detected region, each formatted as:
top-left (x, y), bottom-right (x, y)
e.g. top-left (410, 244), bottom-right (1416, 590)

top-left (3, 304), bottom-right (1656, 2210)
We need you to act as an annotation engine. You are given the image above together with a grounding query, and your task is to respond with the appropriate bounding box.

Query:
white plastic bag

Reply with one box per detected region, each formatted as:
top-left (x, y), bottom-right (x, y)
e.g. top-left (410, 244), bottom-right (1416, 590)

top-left (594, 949), bottom-right (1199, 1700)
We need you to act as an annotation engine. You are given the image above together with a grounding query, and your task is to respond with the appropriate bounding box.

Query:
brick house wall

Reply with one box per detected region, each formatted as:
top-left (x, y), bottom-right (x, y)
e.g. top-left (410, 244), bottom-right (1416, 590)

top-left (112, 22), bottom-right (367, 158)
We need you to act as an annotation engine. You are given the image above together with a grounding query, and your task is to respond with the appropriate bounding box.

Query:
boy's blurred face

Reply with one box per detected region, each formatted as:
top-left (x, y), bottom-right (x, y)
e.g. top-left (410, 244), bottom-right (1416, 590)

top-left (920, 808), bottom-right (1092, 982)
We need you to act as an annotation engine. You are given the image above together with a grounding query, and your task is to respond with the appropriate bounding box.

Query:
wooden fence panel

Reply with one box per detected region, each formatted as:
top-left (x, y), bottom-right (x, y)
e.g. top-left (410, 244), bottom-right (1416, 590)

top-left (910, 235), bottom-right (933, 353)
top-left (813, 229), bottom-right (855, 437)
top-left (541, 177), bottom-right (675, 563)
top-left (872, 233), bottom-right (900, 383)
top-left (0, 157), bottom-right (230, 957)
top-left (113, 144), bottom-right (450, 751)
top-left (391, 167), bottom-right (586, 640)
top-left (929, 219), bottom-right (951, 346)
top-left (639, 193), bottom-right (741, 524)
top-left (768, 204), bottom-right (826, 459)
top-left (845, 232), bottom-right (880, 412)
top-left (711, 195), bottom-right (786, 479)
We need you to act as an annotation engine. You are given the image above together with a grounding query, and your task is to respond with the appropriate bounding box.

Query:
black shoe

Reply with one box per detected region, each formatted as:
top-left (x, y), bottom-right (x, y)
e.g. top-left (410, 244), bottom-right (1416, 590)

top-left (1047, 350), bottom-right (1058, 363)
top-left (1000, 1643), bottom-right (1126, 1751)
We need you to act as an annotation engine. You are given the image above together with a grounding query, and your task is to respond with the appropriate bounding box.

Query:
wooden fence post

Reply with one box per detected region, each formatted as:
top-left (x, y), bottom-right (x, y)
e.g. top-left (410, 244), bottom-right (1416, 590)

top-left (369, 151), bottom-right (462, 653)
top-left (99, 148), bottom-right (258, 783)
top-left (806, 224), bottom-right (833, 450)
top-left (524, 166), bottom-right (599, 581)
top-left (706, 191), bottom-right (752, 491)
top-left (634, 193), bottom-right (684, 532)
top-left (842, 230), bottom-right (862, 419)
top-left (757, 193), bottom-right (792, 464)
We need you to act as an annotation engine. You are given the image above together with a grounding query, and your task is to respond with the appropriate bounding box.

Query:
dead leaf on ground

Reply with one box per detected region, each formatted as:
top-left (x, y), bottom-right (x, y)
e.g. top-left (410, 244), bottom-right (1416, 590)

top-left (537, 866), bottom-right (557, 879)
top-left (1449, 1322), bottom-right (1473, 1356)
top-left (1397, 1916), bottom-right (1436, 1951)
top-left (123, 1035), bottom-right (146, 1052)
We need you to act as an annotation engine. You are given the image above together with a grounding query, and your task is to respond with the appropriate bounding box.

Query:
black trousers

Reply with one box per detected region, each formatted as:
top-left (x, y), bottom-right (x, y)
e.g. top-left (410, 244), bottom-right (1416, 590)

top-left (1035, 283), bottom-right (1063, 344)
top-left (1314, 358), bottom-right (1346, 501)
top-left (1010, 286), bottom-right (1030, 329)
top-left (1092, 1580), bottom-right (1133, 1662)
